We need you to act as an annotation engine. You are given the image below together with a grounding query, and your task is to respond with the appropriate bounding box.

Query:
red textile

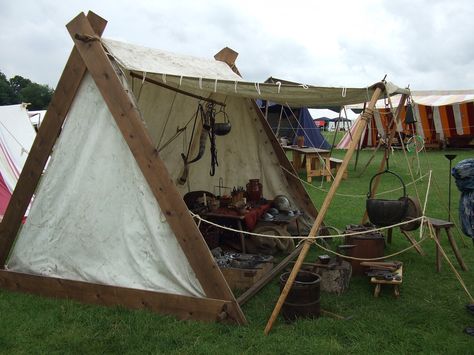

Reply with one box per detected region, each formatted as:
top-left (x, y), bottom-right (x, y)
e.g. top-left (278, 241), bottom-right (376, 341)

top-left (0, 174), bottom-right (11, 217)
top-left (211, 203), bottom-right (271, 231)
top-left (244, 203), bottom-right (271, 230)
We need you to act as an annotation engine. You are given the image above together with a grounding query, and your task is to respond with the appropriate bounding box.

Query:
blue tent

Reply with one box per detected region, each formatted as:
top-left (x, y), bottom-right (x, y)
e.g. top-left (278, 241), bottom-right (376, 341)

top-left (293, 107), bottom-right (331, 149)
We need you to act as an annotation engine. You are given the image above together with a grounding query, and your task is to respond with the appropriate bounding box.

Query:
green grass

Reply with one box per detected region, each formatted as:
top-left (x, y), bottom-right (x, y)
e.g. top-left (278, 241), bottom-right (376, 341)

top-left (1, 148), bottom-right (474, 354)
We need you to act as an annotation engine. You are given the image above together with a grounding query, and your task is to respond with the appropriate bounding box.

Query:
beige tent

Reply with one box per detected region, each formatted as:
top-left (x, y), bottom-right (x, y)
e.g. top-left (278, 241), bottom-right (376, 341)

top-left (0, 12), bottom-right (407, 324)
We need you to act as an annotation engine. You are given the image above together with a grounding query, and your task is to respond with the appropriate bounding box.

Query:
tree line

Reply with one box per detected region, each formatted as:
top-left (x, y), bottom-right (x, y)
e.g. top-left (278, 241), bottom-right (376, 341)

top-left (0, 70), bottom-right (53, 110)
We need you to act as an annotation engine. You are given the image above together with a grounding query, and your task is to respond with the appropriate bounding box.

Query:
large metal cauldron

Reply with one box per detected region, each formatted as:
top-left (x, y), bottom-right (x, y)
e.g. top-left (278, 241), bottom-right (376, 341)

top-left (366, 170), bottom-right (408, 227)
top-left (279, 271), bottom-right (321, 322)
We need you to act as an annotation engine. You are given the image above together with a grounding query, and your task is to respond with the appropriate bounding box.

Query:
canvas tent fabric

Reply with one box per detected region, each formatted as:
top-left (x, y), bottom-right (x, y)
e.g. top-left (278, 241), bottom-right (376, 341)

top-left (338, 91), bottom-right (474, 149)
top-left (0, 104), bottom-right (36, 216)
top-left (293, 107), bottom-right (331, 149)
top-left (103, 39), bottom-right (408, 108)
top-left (7, 74), bottom-right (205, 297)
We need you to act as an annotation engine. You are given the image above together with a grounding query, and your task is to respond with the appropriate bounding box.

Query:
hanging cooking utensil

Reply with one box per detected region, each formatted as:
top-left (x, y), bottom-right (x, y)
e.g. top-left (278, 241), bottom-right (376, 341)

top-left (213, 106), bottom-right (232, 136)
top-left (366, 167), bottom-right (409, 227)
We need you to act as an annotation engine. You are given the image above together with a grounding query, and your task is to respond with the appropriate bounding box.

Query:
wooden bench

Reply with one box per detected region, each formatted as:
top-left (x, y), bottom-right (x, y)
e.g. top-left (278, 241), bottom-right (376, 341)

top-left (329, 158), bottom-right (347, 180)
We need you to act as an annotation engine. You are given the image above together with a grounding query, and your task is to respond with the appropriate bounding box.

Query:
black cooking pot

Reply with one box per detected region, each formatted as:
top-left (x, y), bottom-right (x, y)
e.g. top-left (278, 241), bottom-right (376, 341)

top-left (366, 170), bottom-right (408, 227)
top-left (214, 122), bottom-right (232, 136)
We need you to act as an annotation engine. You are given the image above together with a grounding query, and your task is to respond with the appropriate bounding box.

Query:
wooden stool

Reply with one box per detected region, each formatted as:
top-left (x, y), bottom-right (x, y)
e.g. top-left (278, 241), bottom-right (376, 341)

top-left (329, 158), bottom-right (348, 180)
top-left (371, 265), bottom-right (402, 298)
top-left (427, 217), bottom-right (468, 272)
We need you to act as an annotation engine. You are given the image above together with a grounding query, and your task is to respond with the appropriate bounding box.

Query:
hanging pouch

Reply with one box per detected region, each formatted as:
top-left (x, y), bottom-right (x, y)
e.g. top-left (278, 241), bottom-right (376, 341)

top-left (366, 170), bottom-right (409, 226)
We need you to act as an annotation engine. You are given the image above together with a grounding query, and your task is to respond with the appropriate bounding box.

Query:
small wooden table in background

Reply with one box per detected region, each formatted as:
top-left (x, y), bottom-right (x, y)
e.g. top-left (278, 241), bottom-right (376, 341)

top-left (283, 146), bottom-right (331, 182)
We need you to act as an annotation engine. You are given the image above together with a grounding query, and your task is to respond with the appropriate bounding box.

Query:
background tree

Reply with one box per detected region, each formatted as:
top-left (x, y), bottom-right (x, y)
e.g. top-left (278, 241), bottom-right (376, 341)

top-left (0, 72), bottom-right (18, 105)
top-left (0, 71), bottom-right (53, 109)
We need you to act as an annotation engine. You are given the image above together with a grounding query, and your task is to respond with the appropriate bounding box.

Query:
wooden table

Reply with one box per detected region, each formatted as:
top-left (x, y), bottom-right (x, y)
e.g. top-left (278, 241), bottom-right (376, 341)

top-left (283, 146), bottom-right (332, 182)
top-left (202, 212), bottom-right (247, 252)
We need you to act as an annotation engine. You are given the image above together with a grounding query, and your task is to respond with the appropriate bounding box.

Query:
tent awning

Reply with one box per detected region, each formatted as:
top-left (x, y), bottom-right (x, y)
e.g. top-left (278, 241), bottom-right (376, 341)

top-left (103, 39), bottom-right (408, 108)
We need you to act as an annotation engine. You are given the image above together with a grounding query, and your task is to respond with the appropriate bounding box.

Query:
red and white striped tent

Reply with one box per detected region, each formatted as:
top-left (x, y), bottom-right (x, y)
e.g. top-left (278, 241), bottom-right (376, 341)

top-left (0, 104), bottom-right (36, 217)
top-left (337, 90), bottom-right (474, 149)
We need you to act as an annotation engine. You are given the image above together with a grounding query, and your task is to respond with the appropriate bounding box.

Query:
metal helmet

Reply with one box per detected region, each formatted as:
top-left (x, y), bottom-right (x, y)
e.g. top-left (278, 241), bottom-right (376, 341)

top-left (273, 195), bottom-right (291, 212)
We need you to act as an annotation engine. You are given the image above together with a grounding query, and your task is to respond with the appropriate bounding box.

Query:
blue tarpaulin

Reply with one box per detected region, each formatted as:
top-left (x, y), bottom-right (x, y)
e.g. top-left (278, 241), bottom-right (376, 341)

top-left (452, 158), bottom-right (474, 238)
top-left (292, 107), bottom-right (331, 149)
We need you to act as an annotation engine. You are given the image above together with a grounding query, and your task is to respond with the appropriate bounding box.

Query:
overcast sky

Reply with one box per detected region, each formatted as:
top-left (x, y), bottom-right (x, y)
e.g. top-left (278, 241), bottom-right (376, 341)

top-left (1, 0), bottom-right (473, 91)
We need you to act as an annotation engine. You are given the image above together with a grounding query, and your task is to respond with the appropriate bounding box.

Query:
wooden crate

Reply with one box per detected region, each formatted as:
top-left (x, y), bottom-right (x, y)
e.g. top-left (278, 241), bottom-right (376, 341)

top-left (220, 262), bottom-right (273, 290)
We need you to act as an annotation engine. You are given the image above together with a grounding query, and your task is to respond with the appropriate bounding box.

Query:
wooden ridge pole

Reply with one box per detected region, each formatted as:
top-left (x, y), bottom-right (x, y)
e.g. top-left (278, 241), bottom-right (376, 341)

top-left (0, 11), bottom-right (107, 266)
top-left (263, 85), bottom-right (384, 335)
top-left (361, 93), bottom-right (408, 224)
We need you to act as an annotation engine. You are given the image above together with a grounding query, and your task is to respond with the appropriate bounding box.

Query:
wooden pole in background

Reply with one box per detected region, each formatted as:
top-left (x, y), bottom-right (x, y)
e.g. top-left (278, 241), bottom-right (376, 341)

top-left (264, 85), bottom-right (384, 335)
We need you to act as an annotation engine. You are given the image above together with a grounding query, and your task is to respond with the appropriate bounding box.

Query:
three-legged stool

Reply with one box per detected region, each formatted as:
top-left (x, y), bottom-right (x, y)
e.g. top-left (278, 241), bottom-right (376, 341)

top-left (427, 217), bottom-right (468, 272)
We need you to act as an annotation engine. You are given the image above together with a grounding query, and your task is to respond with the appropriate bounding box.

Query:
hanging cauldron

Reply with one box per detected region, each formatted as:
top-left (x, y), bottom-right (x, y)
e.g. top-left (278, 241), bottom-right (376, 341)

top-left (366, 170), bottom-right (409, 227)
top-left (213, 109), bottom-right (232, 136)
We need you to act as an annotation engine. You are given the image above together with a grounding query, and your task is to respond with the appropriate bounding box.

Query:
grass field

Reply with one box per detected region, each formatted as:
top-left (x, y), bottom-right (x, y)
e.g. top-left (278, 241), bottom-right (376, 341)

top-left (1, 147), bottom-right (473, 354)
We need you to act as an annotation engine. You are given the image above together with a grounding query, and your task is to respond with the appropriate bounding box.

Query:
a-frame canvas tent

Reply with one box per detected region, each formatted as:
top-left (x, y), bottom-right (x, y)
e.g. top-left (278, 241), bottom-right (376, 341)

top-left (0, 104), bottom-right (36, 217)
top-left (0, 12), bottom-right (408, 324)
top-left (258, 102), bottom-right (331, 149)
top-left (294, 107), bottom-right (331, 149)
top-left (337, 90), bottom-right (474, 149)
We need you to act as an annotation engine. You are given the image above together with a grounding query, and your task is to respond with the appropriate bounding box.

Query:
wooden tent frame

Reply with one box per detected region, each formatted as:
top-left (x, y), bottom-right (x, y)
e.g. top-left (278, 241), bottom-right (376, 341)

top-left (0, 12), bottom-right (252, 324)
top-left (0, 12), bottom-right (323, 324)
top-left (264, 85), bottom-right (410, 333)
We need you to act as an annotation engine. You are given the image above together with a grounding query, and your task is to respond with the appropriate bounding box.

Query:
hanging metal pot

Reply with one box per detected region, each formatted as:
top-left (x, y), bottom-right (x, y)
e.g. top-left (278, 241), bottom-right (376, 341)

top-left (214, 122), bottom-right (232, 136)
top-left (213, 108), bottom-right (232, 136)
top-left (366, 170), bottom-right (409, 227)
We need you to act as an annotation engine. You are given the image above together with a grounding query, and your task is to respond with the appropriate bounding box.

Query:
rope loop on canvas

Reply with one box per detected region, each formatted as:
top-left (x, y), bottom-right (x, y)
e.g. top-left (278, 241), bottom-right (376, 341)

top-left (275, 81), bottom-right (282, 94)
top-left (255, 82), bottom-right (261, 95)
top-left (341, 87), bottom-right (347, 97)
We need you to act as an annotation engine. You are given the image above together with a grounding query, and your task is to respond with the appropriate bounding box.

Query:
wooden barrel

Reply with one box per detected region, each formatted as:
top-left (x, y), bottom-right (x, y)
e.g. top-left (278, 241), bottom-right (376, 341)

top-left (279, 271), bottom-right (321, 322)
top-left (345, 231), bottom-right (385, 276)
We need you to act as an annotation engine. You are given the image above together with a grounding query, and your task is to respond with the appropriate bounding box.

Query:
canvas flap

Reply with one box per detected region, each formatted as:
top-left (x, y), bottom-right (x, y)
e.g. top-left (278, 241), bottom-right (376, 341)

top-left (6, 74), bottom-right (205, 298)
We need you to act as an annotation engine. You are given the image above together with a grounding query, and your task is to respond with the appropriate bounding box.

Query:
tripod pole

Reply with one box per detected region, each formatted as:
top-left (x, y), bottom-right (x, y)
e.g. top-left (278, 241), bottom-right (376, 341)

top-left (445, 154), bottom-right (457, 222)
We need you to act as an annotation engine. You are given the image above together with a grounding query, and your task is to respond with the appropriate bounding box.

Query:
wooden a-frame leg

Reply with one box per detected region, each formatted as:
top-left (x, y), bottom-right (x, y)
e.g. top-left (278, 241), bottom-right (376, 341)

top-left (446, 228), bottom-right (468, 271)
top-left (387, 228), bottom-right (393, 244)
top-left (400, 230), bottom-right (425, 256)
top-left (435, 227), bottom-right (442, 272)
top-left (374, 284), bottom-right (381, 297)
top-left (394, 285), bottom-right (400, 298)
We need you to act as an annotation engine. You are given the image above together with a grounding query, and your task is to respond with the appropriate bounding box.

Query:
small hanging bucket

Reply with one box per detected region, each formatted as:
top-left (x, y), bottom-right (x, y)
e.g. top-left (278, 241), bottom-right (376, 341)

top-left (366, 170), bottom-right (409, 227)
